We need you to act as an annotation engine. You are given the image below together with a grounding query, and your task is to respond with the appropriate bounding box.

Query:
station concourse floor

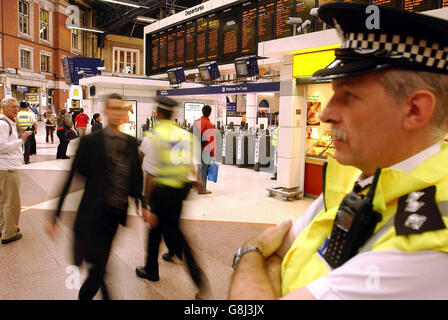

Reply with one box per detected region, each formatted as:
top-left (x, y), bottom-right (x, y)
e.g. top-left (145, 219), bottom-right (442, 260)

top-left (0, 121), bottom-right (314, 300)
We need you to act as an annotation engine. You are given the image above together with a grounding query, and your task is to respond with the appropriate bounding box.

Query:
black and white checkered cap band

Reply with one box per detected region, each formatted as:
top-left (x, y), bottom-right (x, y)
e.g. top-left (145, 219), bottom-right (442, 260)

top-left (340, 32), bottom-right (448, 72)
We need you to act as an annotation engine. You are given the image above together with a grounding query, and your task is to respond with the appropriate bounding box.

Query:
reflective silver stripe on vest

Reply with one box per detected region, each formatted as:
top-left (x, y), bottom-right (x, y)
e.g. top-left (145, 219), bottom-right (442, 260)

top-left (437, 201), bottom-right (448, 217)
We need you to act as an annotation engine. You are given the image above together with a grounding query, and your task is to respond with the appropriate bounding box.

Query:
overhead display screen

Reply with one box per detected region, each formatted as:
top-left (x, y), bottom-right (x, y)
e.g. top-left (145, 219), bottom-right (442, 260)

top-left (258, 1), bottom-right (276, 43)
top-left (167, 29), bottom-right (176, 68)
top-left (296, 0), bottom-right (315, 32)
top-left (196, 17), bottom-right (208, 63)
top-left (185, 21), bottom-right (196, 65)
top-left (176, 25), bottom-right (185, 66)
top-left (404, 0), bottom-right (434, 11)
top-left (276, 0), bottom-right (294, 39)
top-left (371, 0), bottom-right (402, 8)
top-left (208, 14), bottom-right (219, 60)
top-left (159, 32), bottom-right (167, 68)
top-left (242, 2), bottom-right (257, 55)
top-left (221, 7), bottom-right (240, 62)
top-left (151, 34), bottom-right (159, 71)
top-left (146, 0), bottom-right (445, 75)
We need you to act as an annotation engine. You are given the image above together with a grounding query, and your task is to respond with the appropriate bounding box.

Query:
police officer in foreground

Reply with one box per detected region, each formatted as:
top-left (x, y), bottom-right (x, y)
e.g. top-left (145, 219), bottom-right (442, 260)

top-left (136, 96), bottom-right (211, 299)
top-left (229, 3), bottom-right (448, 299)
top-left (16, 101), bottom-right (37, 164)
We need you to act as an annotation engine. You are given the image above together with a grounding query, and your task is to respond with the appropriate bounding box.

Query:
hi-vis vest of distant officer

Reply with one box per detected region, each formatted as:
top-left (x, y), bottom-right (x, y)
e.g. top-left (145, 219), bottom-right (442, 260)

top-left (272, 126), bottom-right (279, 148)
top-left (148, 119), bottom-right (197, 189)
top-left (281, 142), bottom-right (448, 295)
top-left (16, 110), bottom-right (34, 131)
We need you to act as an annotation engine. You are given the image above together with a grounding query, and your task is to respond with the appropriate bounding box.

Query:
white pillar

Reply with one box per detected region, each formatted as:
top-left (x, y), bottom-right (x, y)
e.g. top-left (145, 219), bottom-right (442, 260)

top-left (277, 55), bottom-right (307, 191)
top-left (246, 93), bottom-right (257, 129)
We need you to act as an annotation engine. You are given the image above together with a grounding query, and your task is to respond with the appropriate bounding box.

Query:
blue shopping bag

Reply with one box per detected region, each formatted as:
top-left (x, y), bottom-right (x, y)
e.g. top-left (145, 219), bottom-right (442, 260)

top-left (207, 161), bottom-right (219, 183)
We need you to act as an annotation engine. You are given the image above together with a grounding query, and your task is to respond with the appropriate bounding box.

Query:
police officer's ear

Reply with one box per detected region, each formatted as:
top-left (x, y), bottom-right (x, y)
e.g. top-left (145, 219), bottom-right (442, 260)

top-left (402, 89), bottom-right (437, 131)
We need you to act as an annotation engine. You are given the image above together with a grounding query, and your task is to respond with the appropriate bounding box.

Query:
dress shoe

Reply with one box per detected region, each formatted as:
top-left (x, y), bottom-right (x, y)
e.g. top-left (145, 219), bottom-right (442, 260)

top-left (24, 161), bottom-right (30, 165)
top-left (198, 190), bottom-right (212, 195)
top-left (135, 266), bottom-right (159, 281)
top-left (162, 253), bottom-right (174, 262)
top-left (270, 173), bottom-right (277, 180)
top-left (2, 233), bottom-right (22, 244)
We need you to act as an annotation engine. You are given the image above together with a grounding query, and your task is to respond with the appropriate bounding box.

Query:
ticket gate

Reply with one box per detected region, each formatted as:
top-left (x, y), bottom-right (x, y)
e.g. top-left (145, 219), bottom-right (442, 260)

top-left (222, 131), bottom-right (238, 165)
top-left (254, 132), bottom-right (273, 171)
top-left (236, 132), bottom-right (256, 168)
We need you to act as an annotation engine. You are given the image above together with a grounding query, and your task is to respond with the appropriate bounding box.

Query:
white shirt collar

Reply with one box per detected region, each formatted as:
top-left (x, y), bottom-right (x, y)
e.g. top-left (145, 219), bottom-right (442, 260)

top-left (357, 142), bottom-right (442, 187)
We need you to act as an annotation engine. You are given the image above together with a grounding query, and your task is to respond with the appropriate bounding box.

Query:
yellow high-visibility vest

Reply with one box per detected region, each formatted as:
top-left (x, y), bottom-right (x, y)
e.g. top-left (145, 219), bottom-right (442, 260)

top-left (16, 110), bottom-right (34, 131)
top-left (281, 142), bottom-right (448, 295)
top-left (149, 119), bottom-right (195, 189)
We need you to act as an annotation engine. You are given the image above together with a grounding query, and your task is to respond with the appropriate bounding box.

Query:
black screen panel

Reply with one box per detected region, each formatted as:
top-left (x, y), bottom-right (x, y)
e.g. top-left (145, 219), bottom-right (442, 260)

top-left (159, 31), bottom-right (167, 68)
top-left (167, 28), bottom-right (176, 68)
top-left (151, 34), bottom-right (159, 71)
top-left (221, 6), bottom-right (241, 62)
top-left (404, 0), bottom-right (434, 11)
top-left (242, 2), bottom-right (257, 55)
top-left (276, 0), bottom-right (294, 39)
top-left (185, 21), bottom-right (196, 65)
top-left (208, 14), bottom-right (220, 60)
top-left (176, 25), bottom-right (185, 66)
top-left (196, 17), bottom-right (208, 63)
top-left (258, 1), bottom-right (275, 43)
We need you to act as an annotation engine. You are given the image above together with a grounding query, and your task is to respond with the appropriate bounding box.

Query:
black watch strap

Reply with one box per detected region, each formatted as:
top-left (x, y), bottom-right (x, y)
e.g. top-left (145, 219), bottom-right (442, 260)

top-left (232, 246), bottom-right (263, 268)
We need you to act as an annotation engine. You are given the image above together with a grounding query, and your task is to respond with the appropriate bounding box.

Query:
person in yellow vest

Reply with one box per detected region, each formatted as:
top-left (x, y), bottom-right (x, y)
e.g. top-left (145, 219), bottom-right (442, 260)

top-left (136, 96), bottom-right (210, 299)
top-left (271, 112), bottom-right (279, 180)
top-left (229, 3), bottom-right (448, 300)
top-left (16, 101), bottom-right (37, 164)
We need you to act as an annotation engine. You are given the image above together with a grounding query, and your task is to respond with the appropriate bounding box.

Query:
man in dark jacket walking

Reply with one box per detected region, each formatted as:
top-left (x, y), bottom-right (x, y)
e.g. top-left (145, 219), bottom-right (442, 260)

top-left (47, 93), bottom-right (145, 300)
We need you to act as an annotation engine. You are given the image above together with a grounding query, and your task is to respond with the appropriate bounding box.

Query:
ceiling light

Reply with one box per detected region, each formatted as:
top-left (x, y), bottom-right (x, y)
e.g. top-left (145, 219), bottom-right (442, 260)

top-left (66, 24), bottom-right (105, 33)
top-left (101, 0), bottom-right (149, 9)
top-left (136, 16), bottom-right (157, 23)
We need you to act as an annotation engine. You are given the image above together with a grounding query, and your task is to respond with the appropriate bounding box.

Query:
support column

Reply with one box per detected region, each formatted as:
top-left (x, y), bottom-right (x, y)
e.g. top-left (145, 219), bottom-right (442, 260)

top-left (246, 93), bottom-right (257, 129)
top-left (276, 55), bottom-right (307, 192)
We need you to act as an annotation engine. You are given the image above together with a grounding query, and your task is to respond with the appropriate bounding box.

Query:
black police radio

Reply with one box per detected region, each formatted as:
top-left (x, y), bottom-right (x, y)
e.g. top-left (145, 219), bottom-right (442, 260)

top-left (324, 168), bottom-right (383, 269)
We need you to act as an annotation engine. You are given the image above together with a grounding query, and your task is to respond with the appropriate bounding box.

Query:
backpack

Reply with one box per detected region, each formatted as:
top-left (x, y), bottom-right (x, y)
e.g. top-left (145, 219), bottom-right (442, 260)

top-left (0, 118), bottom-right (12, 136)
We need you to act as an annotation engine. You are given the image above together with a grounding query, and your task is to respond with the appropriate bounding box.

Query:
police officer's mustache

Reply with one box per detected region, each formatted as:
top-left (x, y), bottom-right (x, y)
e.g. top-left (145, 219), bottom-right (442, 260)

top-left (332, 127), bottom-right (347, 142)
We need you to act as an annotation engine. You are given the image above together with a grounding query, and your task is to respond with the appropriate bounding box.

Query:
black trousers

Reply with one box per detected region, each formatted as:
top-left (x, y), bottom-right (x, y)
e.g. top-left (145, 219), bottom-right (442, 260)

top-left (145, 183), bottom-right (204, 289)
top-left (74, 206), bottom-right (122, 300)
top-left (56, 130), bottom-right (69, 158)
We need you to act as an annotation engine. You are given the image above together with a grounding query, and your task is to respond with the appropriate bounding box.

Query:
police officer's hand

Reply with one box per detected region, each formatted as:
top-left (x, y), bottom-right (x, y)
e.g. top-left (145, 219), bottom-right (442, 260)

top-left (142, 208), bottom-right (158, 228)
top-left (20, 131), bottom-right (32, 142)
top-left (245, 219), bottom-right (292, 258)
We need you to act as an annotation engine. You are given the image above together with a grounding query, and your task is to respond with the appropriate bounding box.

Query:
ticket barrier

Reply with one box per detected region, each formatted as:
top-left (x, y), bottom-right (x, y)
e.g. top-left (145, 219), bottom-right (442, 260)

top-left (222, 131), bottom-right (238, 165)
top-left (236, 132), bottom-right (256, 168)
top-left (254, 132), bottom-right (273, 171)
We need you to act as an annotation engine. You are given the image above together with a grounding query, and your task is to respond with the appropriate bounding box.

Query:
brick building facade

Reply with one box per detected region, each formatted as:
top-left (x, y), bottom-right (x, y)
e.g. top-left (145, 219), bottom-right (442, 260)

top-left (0, 0), bottom-right (93, 113)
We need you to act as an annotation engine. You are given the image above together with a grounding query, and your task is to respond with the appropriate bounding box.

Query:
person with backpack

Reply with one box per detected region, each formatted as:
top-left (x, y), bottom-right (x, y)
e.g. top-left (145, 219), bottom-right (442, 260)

top-left (0, 97), bottom-right (32, 244)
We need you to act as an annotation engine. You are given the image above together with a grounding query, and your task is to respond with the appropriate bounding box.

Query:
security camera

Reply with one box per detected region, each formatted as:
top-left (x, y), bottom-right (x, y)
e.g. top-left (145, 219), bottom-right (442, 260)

top-left (310, 8), bottom-right (319, 16)
top-left (286, 17), bottom-right (303, 25)
top-left (297, 20), bottom-right (311, 33)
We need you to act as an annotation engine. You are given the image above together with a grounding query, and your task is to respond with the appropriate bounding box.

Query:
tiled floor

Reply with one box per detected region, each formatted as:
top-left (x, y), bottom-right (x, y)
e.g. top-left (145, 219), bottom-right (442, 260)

top-left (0, 122), bottom-right (314, 300)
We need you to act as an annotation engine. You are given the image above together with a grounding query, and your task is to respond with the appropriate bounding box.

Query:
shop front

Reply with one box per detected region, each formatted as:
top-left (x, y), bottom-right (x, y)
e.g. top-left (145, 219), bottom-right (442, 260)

top-left (292, 45), bottom-right (339, 197)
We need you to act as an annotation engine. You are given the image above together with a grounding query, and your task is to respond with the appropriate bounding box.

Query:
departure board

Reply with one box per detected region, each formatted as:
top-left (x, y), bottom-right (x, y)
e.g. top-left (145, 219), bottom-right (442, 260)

top-left (371, 0), bottom-right (402, 8)
top-left (296, 0), bottom-right (315, 33)
top-left (276, 0), bottom-right (294, 39)
top-left (196, 17), bottom-right (208, 63)
top-left (242, 2), bottom-right (257, 55)
top-left (443, 0), bottom-right (448, 7)
top-left (167, 29), bottom-right (176, 67)
top-left (208, 14), bottom-right (220, 60)
top-left (342, 0), bottom-right (369, 2)
top-left (159, 32), bottom-right (167, 68)
top-left (185, 21), bottom-right (196, 65)
top-left (404, 0), bottom-right (433, 11)
top-left (151, 34), bottom-right (159, 71)
top-left (176, 25), bottom-right (185, 66)
top-left (221, 7), bottom-right (240, 62)
top-left (258, 1), bottom-right (275, 43)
